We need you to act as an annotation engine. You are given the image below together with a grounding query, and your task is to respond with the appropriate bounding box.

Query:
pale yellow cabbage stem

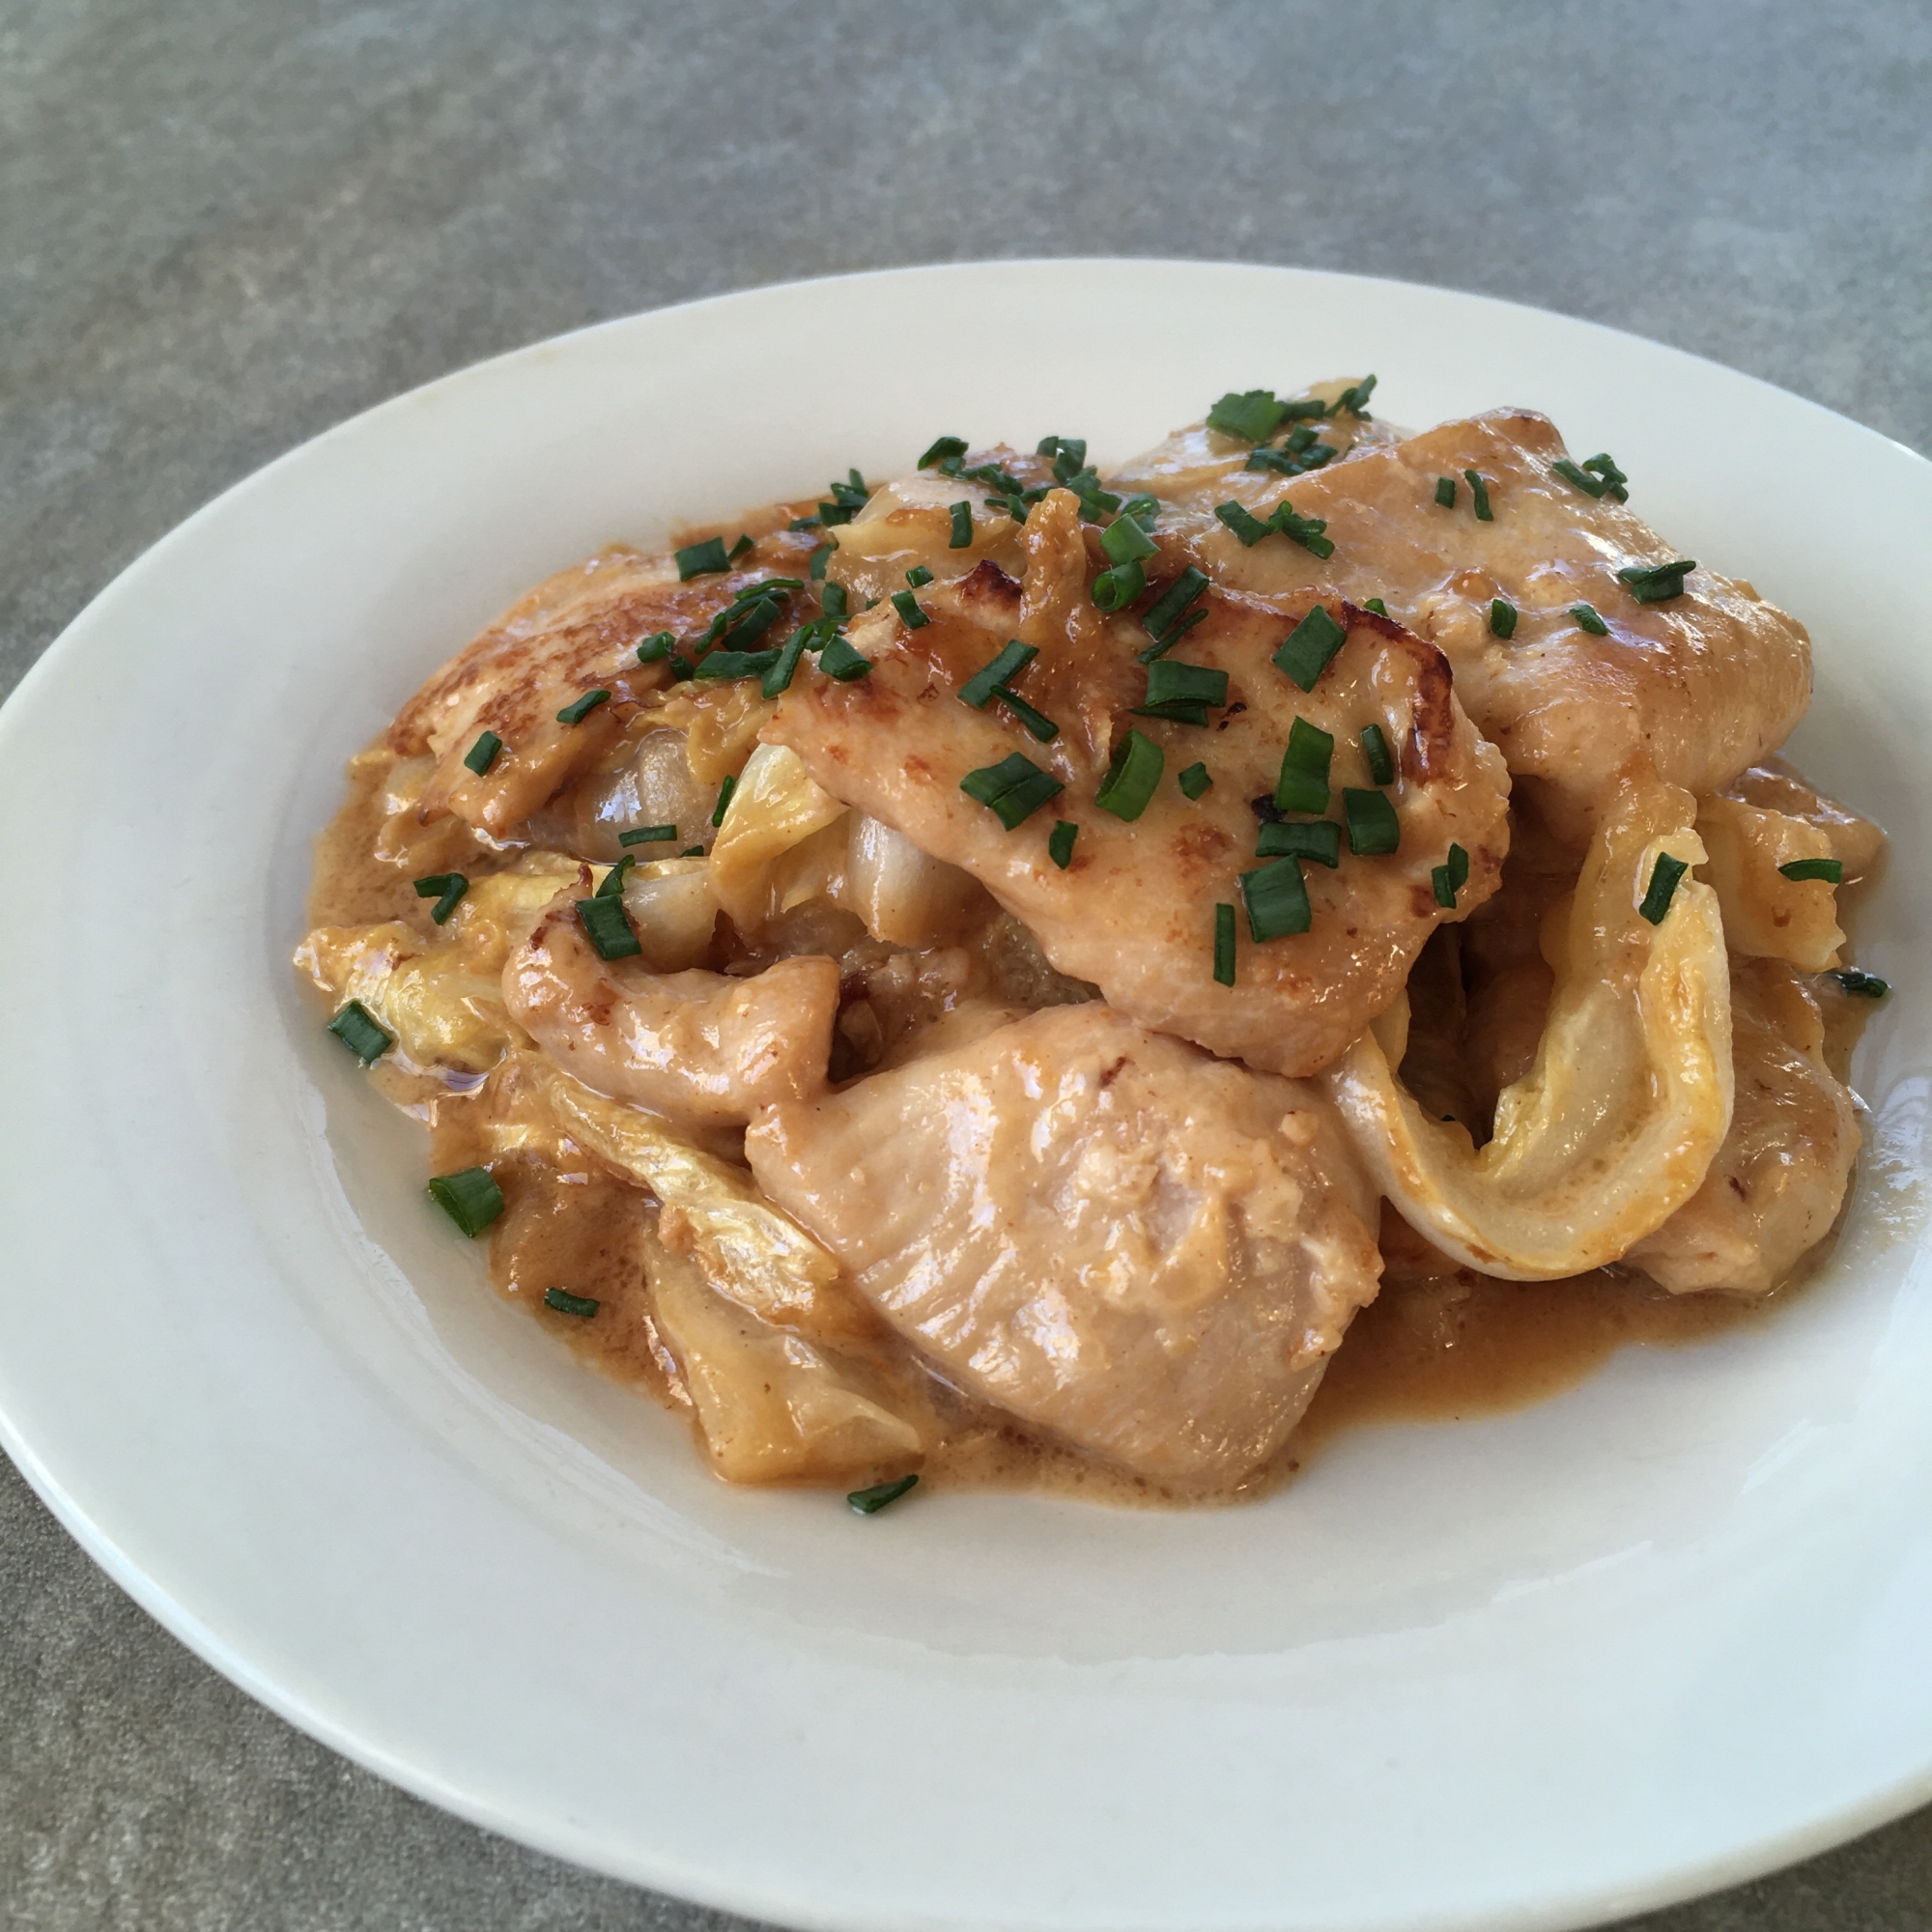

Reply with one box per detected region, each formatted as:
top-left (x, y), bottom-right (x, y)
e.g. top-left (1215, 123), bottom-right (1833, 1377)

top-left (1323, 778), bottom-right (1733, 1280)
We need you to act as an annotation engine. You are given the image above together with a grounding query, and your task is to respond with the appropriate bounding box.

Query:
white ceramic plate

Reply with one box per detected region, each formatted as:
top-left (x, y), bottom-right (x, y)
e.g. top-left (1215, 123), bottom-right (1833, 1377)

top-left (2, 262), bottom-right (1929, 1932)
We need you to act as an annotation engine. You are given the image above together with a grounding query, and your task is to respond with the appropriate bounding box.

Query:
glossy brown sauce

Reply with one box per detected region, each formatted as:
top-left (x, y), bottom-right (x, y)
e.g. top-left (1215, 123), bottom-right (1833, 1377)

top-left (307, 749), bottom-right (1880, 1507)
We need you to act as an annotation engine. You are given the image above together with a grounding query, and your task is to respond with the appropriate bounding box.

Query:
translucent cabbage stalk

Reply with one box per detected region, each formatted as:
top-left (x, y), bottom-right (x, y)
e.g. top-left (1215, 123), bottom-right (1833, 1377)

top-left (618, 858), bottom-right (719, 971)
top-left (1323, 779), bottom-right (1733, 1279)
top-left (840, 813), bottom-right (987, 947)
top-left (706, 742), bottom-right (849, 930)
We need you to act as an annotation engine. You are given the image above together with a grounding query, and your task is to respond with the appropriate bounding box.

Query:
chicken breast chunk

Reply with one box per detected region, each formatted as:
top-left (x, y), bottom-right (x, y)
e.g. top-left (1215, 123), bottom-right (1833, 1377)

top-left (745, 1003), bottom-right (1383, 1487)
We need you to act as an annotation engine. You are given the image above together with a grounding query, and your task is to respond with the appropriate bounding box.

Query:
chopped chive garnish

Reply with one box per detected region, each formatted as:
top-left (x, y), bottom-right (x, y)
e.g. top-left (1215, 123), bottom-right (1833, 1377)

top-left (1258, 819), bottom-right (1342, 867)
top-left (1207, 389), bottom-right (1287, 442)
top-left (1214, 500), bottom-right (1273, 547)
top-left (1178, 761), bottom-right (1211, 800)
top-left (1272, 604), bottom-right (1348, 692)
top-left (761, 630), bottom-right (808, 696)
top-left (848, 1472), bottom-right (919, 1515)
top-left (1779, 857), bottom-right (1844, 884)
top-left (1144, 660), bottom-right (1229, 715)
top-left (1048, 819), bottom-right (1078, 868)
top-left (960, 753), bottom-right (1064, 829)
top-left (1095, 727), bottom-right (1164, 822)
top-left (1360, 724), bottom-right (1396, 786)
top-left (1213, 902), bottom-right (1237, 984)
top-left (1833, 968), bottom-right (1889, 998)
top-left (1637, 852), bottom-right (1689, 923)
top-left (463, 729), bottom-right (503, 776)
top-left (1274, 716), bottom-right (1335, 816)
top-left (1280, 396), bottom-right (1328, 421)
top-left (413, 871), bottom-right (469, 924)
top-left (543, 1286), bottom-right (600, 1319)
top-left (1332, 375), bottom-right (1378, 416)
top-left (695, 648), bottom-right (782, 681)
top-left (906, 565), bottom-right (934, 588)
top-left (711, 775), bottom-right (737, 825)
top-left (1137, 607), bottom-right (1207, 663)
top-left (1101, 514), bottom-right (1158, 565)
top-left (1120, 494), bottom-right (1160, 527)
top-left (595, 855), bottom-right (635, 898)
top-left (576, 894), bottom-right (640, 960)
top-left (680, 845), bottom-right (705, 858)
top-left (1582, 452), bottom-right (1630, 499)
top-left (427, 1166), bottom-right (503, 1237)
top-left (788, 516), bottom-right (821, 532)
top-left (1435, 476), bottom-right (1457, 508)
top-left (920, 435), bottom-right (969, 469)
top-left (818, 633), bottom-right (872, 680)
top-left (1618, 559), bottom-right (1696, 603)
top-left (1344, 787), bottom-right (1401, 856)
top-left (890, 589), bottom-right (929, 629)
top-left (1240, 856), bottom-right (1312, 941)
top-left (1489, 599), bottom-right (1517, 639)
top-left (637, 630), bottom-right (675, 663)
top-left (1552, 459), bottom-right (1610, 499)
top-left (1268, 502), bottom-right (1334, 558)
top-left (675, 537), bottom-right (730, 580)
top-left (666, 651), bottom-right (695, 682)
top-left (819, 581), bottom-right (850, 620)
top-left (996, 690), bottom-right (1060, 742)
top-left (1092, 560), bottom-right (1146, 611)
top-left (1362, 597), bottom-right (1389, 617)
top-left (726, 535), bottom-right (753, 563)
top-left (1432, 841), bottom-right (1471, 907)
top-left (1463, 470), bottom-right (1493, 521)
top-left (809, 543), bottom-right (832, 582)
top-left (1141, 566), bottom-right (1209, 644)
top-left (1571, 603), bottom-right (1609, 636)
top-left (1038, 434), bottom-right (1089, 474)
top-left (327, 1000), bottom-right (392, 1064)
top-left (619, 824), bottom-right (677, 846)
top-left (958, 640), bottom-right (1038, 709)
top-left (949, 500), bottom-right (975, 548)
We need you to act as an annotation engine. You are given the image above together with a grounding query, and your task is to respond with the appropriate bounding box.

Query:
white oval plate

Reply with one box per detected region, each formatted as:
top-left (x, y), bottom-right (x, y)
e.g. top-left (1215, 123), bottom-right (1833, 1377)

top-left (2, 262), bottom-right (1929, 1932)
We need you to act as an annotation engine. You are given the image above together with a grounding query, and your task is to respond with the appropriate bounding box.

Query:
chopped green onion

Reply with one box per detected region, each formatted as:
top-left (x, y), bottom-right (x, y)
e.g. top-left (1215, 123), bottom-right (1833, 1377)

top-left (1240, 857), bottom-right (1312, 941)
top-left (891, 589), bottom-right (929, 630)
top-left (1137, 608), bottom-right (1208, 663)
top-left (1120, 494), bottom-right (1160, 527)
top-left (1637, 852), bottom-right (1689, 923)
top-left (1833, 968), bottom-right (1889, 998)
top-left (1582, 452), bottom-right (1630, 500)
top-left (1213, 902), bottom-right (1237, 985)
top-left (1272, 605), bottom-right (1348, 692)
top-left (666, 651), bottom-right (695, 682)
top-left (1489, 599), bottom-right (1517, 639)
top-left (1344, 787), bottom-right (1401, 856)
top-left (920, 435), bottom-right (969, 469)
top-left (1431, 841), bottom-right (1471, 907)
top-left (1571, 603), bottom-right (1609, 636)
top-left (1048, 819), bottom-right (1078, 868)
top-left (595, 855), bottom-right (635, 898)
top-left (1178, 761), bottom-right (1212, 800)
top-left (637, 631), bottom-right (675, 663)
top-left (949, 501), bottom-right (975, 548)
top-left (463, 729), bottom-right (503, 776)
top-left (327, 1000), bottom-right (392, 1064)
top-left (679, 845), bottom-right (705, 858)
top-left (413, 872), bottom-right (469, 924)
top-left (1463, 470), bottom-right (1493, 521)
top-left (695, 648), bottom-right (781, 681)
top-left (1279, 396), bottom-right (1327, 421)
top-left (958, 640), bottom-right (1037, 709)
top-left (1332, 375), bottom-right (1378, 415)
top-left (711, 775), bottom-right (737, 825)
top-left (543, 1286), bottom-right (600, 1319)
top-left (809, 543), bottom-right (833, 582)
top-left (676, 537), bottom-right (730, 580)
top-left (1779, 857), bottom-right (1844, 884)
top-left (726, 535), bottom-right (753, 563)
top-left (1274, 716), bottom-right (1335, 816)
top-left (1038, 434), bottom-right (1089, 476)
top-left (1353, 724), bottom-right (1393, 787)
top-left (996, 690), bottom-right (1060, 742)
top-left (820, 581), bottom-right (850, 621)
top-left (847, 1473), bottom-right (919, 1515)
top-left (576, 894), bottom-right (640, 960)
top-left (1618, 559), bottom-right (1696, 603)
top-left (1268, 502), bottom-right (1334, 558)
top-left (619, 824), bottom-right (677, 846)
top-left (762, 630), bottom-right (808, 696)
top-left (1207, 389), bottom-right (1287, 442)
top-left (818, 633), bottom-right (872, 680)
top-left (905, 565), bottom-right (934, 589)
top-left (1435, 476), bottom-right (1457, 508)
top-left (427, 1166), bottom-right (503, 1237)
top-left (1139, 568), bottom-right (1209, 659)
top-left (1092, 560), bottom-right (1146, 611)
top-left (1214, 500), bottom-right (1273, 547)
top-left (1552, 459), bottom-right (1610, 499)
top-left (1258, 819), bottom-right (1342, 867)
top-left (1095, 728), bottom-right (1164, 822)
top-left (1144, 661), bottom-right (1229, 715)
top-left (960, 753), bottom-right (1064, 829)
top-left (788, 516), bottom-right (821, 532)
top-left (1362, 597), bottom-right (1389, 617)
top-left (1101, 514), bottom-right (1158, 565)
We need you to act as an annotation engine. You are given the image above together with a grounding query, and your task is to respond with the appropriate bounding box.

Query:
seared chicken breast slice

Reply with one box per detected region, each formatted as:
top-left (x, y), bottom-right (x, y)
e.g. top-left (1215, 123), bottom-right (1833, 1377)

top-left (745, 1003), bottom-right (1383, 1486)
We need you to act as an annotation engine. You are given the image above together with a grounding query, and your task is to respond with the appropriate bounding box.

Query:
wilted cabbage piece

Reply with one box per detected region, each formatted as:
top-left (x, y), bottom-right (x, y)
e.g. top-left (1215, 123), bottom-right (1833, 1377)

top-left (1323, 778), bottom-right (1734, 1279)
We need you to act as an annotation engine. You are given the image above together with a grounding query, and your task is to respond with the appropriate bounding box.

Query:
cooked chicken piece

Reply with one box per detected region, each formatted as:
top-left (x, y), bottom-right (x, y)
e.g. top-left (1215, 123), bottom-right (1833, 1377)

top-left (391, 530), bottom-right (823, 838)
top-left (1627, 957), bottom-right (1861, 1294)
top-left (768, 489), bottom-right (1510, 1079)
top-left (745, 1004), bottom-right (1383, 1487)
top-left (1114, 410), bottom-right (1810, 844)
top-left (501, 892), bottom-right (838, 1127)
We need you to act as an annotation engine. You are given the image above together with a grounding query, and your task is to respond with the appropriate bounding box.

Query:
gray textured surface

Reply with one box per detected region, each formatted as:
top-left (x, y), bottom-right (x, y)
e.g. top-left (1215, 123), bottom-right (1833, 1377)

top-left (2, 2), bottom-right (1929, 1926)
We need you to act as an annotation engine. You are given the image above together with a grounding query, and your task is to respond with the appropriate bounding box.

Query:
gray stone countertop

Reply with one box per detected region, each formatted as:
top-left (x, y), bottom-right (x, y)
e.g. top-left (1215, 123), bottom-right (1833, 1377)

top-left (3, 3), bottom-right (1929, 1926)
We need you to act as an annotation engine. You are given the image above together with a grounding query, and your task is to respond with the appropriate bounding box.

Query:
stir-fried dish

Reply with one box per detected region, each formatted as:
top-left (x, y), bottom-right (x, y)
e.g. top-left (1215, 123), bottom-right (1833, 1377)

top-left (298, 376), bottom-right (1889, 1508)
